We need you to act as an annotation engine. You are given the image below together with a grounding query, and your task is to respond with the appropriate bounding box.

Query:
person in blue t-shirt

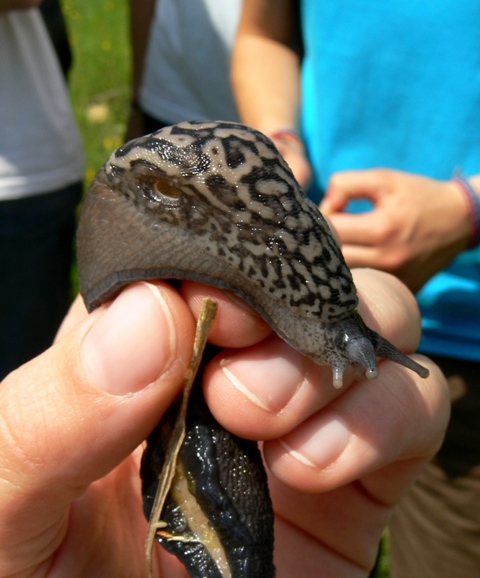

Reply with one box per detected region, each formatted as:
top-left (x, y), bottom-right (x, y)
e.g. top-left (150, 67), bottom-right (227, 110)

top-left (233, 1), bottom-right (480, 576)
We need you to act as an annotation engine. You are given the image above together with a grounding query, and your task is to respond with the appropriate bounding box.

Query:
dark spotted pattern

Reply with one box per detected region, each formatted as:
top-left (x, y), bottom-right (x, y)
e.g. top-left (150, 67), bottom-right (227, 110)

top-left (106, 120), bottom-right (356, 321)
top-left (77, 120), bottom-right (429, 385)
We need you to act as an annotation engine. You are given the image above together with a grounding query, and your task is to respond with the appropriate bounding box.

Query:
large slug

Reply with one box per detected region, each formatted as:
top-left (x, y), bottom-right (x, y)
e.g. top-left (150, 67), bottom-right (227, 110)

top-left (76, 120), bottom-right (429, 577)
top-left (141, 370), bottom-right (275, 578)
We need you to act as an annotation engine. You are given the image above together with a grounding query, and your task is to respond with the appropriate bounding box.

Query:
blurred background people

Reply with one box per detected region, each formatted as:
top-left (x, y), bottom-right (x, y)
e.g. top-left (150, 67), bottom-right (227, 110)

top-left (127, 0), bottom-right (242, 139)
top-left (0, 0), bottom-right (84, 379)
top-left (232, 1), bottom-right (480, 577)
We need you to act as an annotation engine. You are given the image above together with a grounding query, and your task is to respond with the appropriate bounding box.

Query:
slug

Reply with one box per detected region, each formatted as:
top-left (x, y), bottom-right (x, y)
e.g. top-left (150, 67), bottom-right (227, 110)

top-left (141, 373), bottom-right (275, 578)
top-left (76, 120), bottom-right (429, 576)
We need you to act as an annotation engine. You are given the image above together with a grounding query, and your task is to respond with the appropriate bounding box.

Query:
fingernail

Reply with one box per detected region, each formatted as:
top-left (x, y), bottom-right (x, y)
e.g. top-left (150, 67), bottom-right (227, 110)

top-left (279, 413), bottom-right (351, 469)
top-left (220, 340), bottom-right (306, 412)
top-left (82, 283), bottom-right (176, 395)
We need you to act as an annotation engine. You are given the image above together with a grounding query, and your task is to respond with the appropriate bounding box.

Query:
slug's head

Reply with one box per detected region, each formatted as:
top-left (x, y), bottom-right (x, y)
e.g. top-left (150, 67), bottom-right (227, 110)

top-left (323, 311), bottom-right (429, 388)
top-left (80, 119), bottom-right (358, 322)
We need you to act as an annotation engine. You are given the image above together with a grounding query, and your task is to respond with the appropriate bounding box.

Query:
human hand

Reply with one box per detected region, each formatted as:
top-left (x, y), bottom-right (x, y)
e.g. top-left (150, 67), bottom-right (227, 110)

top-left (0, 282), bottom-right (197, 578)
top-left (203, 269), bottom-right (449, 576)
top-left (0, 272), bottom-right (449, 577)
top-left (321, 169), bottom-right (472, 292)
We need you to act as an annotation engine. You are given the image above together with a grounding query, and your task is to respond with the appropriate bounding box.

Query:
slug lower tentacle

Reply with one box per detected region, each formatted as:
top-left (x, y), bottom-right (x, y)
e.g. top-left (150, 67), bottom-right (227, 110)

top-left (76, 120), bottom-right (429, 576)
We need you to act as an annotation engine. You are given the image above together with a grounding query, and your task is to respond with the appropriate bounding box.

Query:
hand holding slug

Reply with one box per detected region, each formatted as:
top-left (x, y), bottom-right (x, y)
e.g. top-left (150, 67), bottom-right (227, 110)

top-left (76, 122), bottom-right (431, 577)
top-left (0, 274), bottom-right (449, 577)
top-left (0, 122), bottom-right (445, 578)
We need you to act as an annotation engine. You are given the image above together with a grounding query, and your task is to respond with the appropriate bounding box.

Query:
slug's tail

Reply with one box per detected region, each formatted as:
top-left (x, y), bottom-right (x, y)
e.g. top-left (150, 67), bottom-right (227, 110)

top-left (368, 329), bottom-right (430, 379)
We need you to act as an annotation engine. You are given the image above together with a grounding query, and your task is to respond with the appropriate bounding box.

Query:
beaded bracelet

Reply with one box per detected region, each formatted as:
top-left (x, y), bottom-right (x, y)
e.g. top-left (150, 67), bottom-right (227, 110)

top-left (452, 172), bottom-right (480, 248)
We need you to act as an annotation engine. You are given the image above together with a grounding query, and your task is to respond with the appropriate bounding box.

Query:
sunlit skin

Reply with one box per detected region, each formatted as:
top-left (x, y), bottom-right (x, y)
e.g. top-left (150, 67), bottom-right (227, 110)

top-left (0, 271), bottom-right (449, 577)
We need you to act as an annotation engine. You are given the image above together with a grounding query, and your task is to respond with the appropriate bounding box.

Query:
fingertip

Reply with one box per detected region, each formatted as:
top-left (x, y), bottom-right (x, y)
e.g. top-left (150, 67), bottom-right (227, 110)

top-left (353, 268), bottom-right (422, 352)
top-left (81, 282), bottom-right (195, 395)
top-left (203, 337), bottom-right (341, 442)
top-left (319, 196), bottom-right (334, 215)
top-left (413, 355), bottom-right (450, 447)
top-left (262, 437), bottom-right (329, 493)
top-left (327, 171), bottom-right (357, 199)
top-left (180, 280), bottom-right (272, 347)
top-left (263, 352), bottom-right (450, 494)
top-left (322, 171), bottom-right (366, 212)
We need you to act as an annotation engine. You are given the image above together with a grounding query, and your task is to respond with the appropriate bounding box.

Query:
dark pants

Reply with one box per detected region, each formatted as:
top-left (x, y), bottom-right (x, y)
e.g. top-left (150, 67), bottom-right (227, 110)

top-left (0, 182), bottom-right (82, 379)
top-left (389, 354), bottom-right (480, 577)
top-left (142, 111), bottom-right (170, 134)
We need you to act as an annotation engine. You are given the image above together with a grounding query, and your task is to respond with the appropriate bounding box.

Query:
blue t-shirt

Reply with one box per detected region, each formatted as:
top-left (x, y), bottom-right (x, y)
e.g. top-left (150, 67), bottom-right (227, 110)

top-left (300, 0), bottom-right (480, 361)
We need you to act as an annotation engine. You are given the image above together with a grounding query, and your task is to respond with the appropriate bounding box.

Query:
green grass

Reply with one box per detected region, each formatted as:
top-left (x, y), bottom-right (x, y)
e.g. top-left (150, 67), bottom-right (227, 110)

top-left (63, 0), bottom-right (131, 187)
top-left (61, 3), bottom-right (392, 574)
top-left (373, 532), bottom-right (391, 578)
top-left (62, 0), bottom-right (131, 292)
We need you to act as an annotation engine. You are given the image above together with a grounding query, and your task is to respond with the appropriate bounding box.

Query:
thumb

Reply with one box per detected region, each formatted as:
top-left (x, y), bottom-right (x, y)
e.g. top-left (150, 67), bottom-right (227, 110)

top-left (0, 282), bottom-right (195, 560)
top-left (321, 169), bottom-right (388, 214)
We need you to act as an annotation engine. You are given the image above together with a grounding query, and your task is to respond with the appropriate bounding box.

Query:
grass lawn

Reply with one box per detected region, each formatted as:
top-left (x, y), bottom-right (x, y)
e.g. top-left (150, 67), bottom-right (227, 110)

top-left (63, 0), bottom-right (131, 188)
top-left (62, 2), bottom-right (391, 575)
top-left (62, 0), bottom-right (131, 292)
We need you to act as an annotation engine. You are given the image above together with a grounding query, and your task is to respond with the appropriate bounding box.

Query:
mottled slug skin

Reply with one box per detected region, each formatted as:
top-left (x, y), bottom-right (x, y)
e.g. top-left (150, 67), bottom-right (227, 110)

top-left (77, 120), bottom-right (428, 382)
top-left (141, 380), bottom-right (275, 578)
top-left (84, 120), bottom-right (356, 322)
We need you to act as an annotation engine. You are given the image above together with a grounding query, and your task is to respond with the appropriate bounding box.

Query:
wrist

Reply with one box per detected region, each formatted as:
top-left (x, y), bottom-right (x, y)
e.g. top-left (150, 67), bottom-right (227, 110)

top-left (265, 128), bottom-right (312, 190)
top-left (452, 172), bottom-right (480, 248)
top-left (268, 128), bottom-right (303, 148)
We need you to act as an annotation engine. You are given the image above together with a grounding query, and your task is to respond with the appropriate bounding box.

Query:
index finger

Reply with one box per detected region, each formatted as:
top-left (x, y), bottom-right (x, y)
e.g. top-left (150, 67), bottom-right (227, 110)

top-left (326, 210), bottom-right (383, 247)
top-left (322, 169), bottom-right (390, 213)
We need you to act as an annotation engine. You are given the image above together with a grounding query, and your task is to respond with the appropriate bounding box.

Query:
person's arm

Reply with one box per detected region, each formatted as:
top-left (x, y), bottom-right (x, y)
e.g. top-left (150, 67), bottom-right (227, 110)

top-left (232, 0), bottom-right (312, 188)
top-left (232, 0), bottom-right (300, 133)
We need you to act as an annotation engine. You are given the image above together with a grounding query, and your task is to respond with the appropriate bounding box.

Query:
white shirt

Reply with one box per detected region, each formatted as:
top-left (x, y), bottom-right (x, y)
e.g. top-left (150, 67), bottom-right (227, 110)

top-left (0, 9), bottom-right (83, 200)
top-left (140, 0), bottom-right (241, 124)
